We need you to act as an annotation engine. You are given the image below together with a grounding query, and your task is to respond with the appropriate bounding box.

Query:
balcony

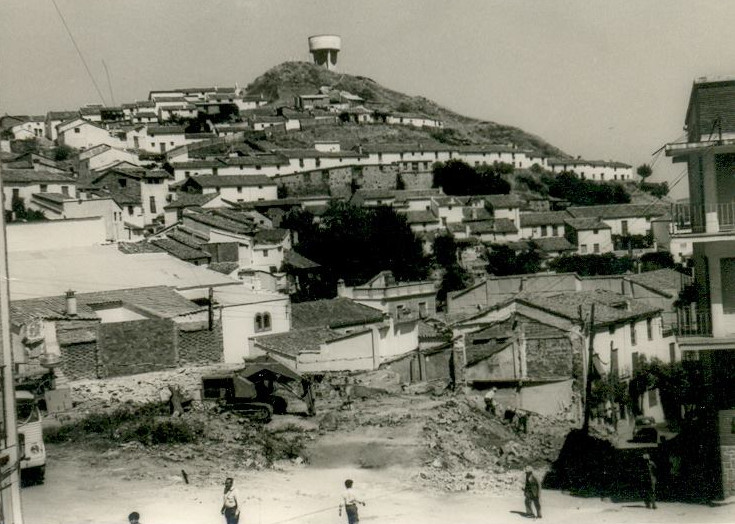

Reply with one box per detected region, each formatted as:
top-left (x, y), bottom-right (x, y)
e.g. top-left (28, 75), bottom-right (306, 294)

top-left (671, 203), bottom-right (735, 237)
top-left (675, 308), bottom-right (712, 338)
top-left (350, 281), bottom-right (436, 300)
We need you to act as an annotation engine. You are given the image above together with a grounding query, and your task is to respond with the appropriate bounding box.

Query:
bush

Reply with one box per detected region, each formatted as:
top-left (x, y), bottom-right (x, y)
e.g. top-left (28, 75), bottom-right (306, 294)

top-left (548, 171), bottom-right (630, 206)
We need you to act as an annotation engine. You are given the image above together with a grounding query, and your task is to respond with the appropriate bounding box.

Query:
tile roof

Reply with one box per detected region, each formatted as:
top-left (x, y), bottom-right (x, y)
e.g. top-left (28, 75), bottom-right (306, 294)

top-left (518, 289), bottom-right (661, 326)
top-left (566, 203), bottom-right (670, 220)
top-left (531, 237), bottom-right (575, 253)
top-left (11, 285), bottom-right (202, 326)
top-left (484, 194), bottom-right (524, 209)
top-left (520, 211), bottom-right (571, 227)
top-left (465, 339), bottom-right (512, 366)
top-left (625, 268), bottom-right (687, 298)
top-left (254, 228), bottom-right (289, 245)
top-left (184, 175), bottom-right (276, 188)
top-left (393, 188), bottom-right (444, 202)
top-left (292, 297), bottom-right (385, 330)
top-left (358, 143), bottom-right (454, 154)
top-left (564, 218), bottom-right (611, 230)
top-left (46, 110), bottom-right (80, 121)
top-left (405, 210), bottom-right (438, 224)
top-left (224, 155), bottom-right (288, 167)
top-left (276, 149), bottom-right (366, 159)
top-left (150, 238), bottom-right (212, 262)
top-left (254, 327), bottom-right (347, 356)
top-left (117, 242), bottom-right (164, 254)
top-left (283, 250), bottom-right (321, 270)
top-left (208, 262), bottom-right (240, 275)
top-left (32, 192), bottom-right (69, 203)
top-left (183, 209), bottom-right (255, 236)
top-left (469, 218), bottom-right (518, 234)
top-left (146, 125), bottom-right (187, 135)
top-left (170, 160), bottom-right (224, 170)
top-left (164, 192), bottom-right (219, 210)
top-left (2, 169), bottom-right (75, 184)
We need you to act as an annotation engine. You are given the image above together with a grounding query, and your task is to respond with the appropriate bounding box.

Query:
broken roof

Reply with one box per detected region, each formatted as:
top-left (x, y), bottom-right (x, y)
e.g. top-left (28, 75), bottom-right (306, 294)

top-left (292, 297), bottom-right (385, 330)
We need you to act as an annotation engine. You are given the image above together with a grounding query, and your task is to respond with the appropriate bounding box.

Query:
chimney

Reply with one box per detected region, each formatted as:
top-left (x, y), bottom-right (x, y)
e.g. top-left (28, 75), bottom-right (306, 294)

top-left (337, 279), bottom-right (346, 297)
top-left (65, 290), bottom-right (77, 316)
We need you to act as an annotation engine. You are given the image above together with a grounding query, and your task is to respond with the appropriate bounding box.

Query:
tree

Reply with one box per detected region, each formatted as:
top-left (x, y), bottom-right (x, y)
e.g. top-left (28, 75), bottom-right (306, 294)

top-left (289, 202), bottom-right (430, 298)
top-left (639, 181), bottom-right (669, 199)
top-left (548, 253), bottom-right (634, 276)
top-left (10, 196), bottom-right (45, 222)
top-left (640, 251), bottom-right (675, 272)
top-left (637, 164), bottom-right (653, 179)
top-left (52, 144), bottom-right (74, 161)
top-left (432, 234), bottom-right (472, 304)
top-left (432, 159), bottom-right (511, 196)
top-left (548, 171), bottom-right (630, 206)
top-left (485, 244), bottom-right (543, 276)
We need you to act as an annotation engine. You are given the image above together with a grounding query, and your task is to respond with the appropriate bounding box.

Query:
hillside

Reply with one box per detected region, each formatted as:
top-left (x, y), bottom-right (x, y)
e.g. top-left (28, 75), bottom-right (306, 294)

top-left (245, 62), bottom-right (568, 157)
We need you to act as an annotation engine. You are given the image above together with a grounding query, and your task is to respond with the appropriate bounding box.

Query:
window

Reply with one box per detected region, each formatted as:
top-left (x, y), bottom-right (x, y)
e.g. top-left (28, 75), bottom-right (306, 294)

top-left (396, 305), bottom-right (405, 317)
top-left (127, 206), bottom-right (134, 215)
top-left (299, 159), bottom-right (304, 168)
top-left (621, 220), bottom-right (628, 235)
top-left (647, 318), bottom-right (653, 340)
top-left (552, 226), bottom-right (559, 237)
top-left (149, 196), bottom-right (156, 214)
top-left (237, 186), bottom-right (242, 193)
top-left (74, 128), bottom-right (80, 134)
top-left (255, 313), bottom-right (263, 331)
top-left (610, 346), bottom-right (619, 377)
top-left (61, 186), bottom-right (69, 196)
top-left (630, 322), bottom-right (637, 346)
top-left (593, 243), bottom-right (600, 253)
top-left (541, 225), bottom-right (548, 237)
top-left (593, 229), bottom-right (599, 235)
top-left (721, 258), bottom-right (735, 313)
top-left (263, 312), bottom-right (271, 330)
top-left (40, 184), bottom-right (47, 192)
top-left (419, 302), bottom-right (427, 318)
top-left (608, 325), bottom-right (615, 335)
top-left (580, 244), bottom-right (588, 254)
top-left (255, 165), bottom-right (261, 170)
top-left (263, 249), bottom-right (269, 257)
top-left (669, 342), bottom-right (676, 363)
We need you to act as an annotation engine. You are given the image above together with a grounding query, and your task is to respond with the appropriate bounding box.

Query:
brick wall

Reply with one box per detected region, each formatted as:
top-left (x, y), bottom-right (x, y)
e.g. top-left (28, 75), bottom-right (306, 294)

top-left (525, 337), bottom-right (574, 379)
top-left (60, 342), bottom-right (98, 380)
top-left (177, 320), bottom-right (224, 365)
top-left (97, 318), bottom-right (178, 377)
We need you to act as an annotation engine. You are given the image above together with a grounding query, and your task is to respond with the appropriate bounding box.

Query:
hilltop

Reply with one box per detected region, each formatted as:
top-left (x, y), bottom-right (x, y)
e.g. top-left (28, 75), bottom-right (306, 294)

top-left (244, 62), bottom-right (568, 157)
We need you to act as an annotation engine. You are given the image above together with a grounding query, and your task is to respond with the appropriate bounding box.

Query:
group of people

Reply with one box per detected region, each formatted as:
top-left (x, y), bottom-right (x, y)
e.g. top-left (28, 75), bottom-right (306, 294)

top-left (125, 454), bottom-right (658, 523)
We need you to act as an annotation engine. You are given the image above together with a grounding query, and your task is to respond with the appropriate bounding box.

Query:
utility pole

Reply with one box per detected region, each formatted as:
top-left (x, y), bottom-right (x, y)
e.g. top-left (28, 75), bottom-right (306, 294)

top-left (582, 303), bottom-right (596, 435)
top-left (207, 287), bottom-right (214, 331)
top-left (0, 162), bottom-right (24, 524)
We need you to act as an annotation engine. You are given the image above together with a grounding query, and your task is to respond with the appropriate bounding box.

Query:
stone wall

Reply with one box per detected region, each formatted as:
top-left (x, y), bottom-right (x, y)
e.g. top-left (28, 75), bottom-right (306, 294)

top-left (525, 337), bottom-right (574, 379)
top-left (97, 318), bottom-right (178, 378)
top-left (178, 320), bottom-right (224, 365)
top-left (399, 171), bottom-right (434, 190)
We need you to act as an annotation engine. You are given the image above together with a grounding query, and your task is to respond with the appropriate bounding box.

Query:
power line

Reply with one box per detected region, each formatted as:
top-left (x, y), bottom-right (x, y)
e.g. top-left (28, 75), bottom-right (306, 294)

top-left (49, 0), bottom-right (108, 106)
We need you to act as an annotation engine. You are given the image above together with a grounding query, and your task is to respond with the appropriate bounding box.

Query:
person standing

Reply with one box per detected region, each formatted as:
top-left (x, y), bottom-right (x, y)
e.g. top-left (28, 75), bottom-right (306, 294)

top-left (128, 512), bottom-right (141, 524)
top-left (221, 477), bottom-right (240, 524)
top-left (339, 479), bottom-right (365, 524)
top-left (484, 387), bottom-right (498, 415)
top-left (642, 453), bottom-right (657, 509)
top-left (523, 466), bottom-right (542, 519)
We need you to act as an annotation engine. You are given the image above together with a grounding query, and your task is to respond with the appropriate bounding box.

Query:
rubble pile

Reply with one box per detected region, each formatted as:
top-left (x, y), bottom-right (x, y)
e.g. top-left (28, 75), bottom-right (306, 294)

top-left (417, 398), bottom-right (573, 492)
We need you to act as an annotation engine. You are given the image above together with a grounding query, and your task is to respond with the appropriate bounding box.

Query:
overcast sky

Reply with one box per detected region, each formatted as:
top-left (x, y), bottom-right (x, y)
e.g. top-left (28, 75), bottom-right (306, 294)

top-left (2, 0), bottom-right (734, 198)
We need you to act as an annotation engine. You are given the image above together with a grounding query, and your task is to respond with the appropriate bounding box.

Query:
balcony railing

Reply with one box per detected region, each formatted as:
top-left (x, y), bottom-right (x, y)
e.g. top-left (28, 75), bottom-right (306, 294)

top-left (671, 203), bottom-right (735, 235)
top-left (675, 308), bottom-right (712, 337)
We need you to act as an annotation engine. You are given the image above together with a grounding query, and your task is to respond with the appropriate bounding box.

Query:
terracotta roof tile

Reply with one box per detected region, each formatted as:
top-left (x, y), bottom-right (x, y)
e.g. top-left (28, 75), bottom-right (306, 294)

top-left (292, 298), bottom-right (384, 330)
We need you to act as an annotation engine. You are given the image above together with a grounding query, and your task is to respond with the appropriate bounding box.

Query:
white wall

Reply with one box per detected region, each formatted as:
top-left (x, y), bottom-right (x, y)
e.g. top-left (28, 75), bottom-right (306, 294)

top-left (219, 296), bottom-right (290, 363)
top-left (576, 229), bottom-right (613, 254)
top-left (7, 217), bottom-right (107, 252)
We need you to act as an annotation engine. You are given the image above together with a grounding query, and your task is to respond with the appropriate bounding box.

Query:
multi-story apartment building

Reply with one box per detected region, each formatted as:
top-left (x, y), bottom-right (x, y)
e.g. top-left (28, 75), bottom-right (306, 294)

top-left (666, 75), bottom-right (735, 500)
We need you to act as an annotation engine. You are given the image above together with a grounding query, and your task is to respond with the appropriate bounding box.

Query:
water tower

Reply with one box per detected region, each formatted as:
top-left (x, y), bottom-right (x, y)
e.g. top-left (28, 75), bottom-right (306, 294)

top-left (308, 34), bottom-right (341, 71)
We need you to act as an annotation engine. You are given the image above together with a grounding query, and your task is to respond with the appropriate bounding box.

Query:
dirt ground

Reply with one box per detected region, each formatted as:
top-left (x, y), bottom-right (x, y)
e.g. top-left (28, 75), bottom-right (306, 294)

top-left (22, 368), bottom-right (735, 523)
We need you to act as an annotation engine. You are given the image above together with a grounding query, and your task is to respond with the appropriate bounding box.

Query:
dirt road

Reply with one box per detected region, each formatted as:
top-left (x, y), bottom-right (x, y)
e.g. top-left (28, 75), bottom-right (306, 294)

top-left (22, 451), bottom-right (735, 524)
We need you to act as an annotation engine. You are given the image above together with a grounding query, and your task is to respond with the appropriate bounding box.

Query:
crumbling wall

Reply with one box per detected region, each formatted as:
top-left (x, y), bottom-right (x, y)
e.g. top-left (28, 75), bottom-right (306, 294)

top-left (97, 319), bottom-right (177, 378)
top-left (177, 321), bottom-right (224, 365)
top-left (358, 164), bottom-right (399, 190)
top-left (399, 172), bottom-right (433, 190)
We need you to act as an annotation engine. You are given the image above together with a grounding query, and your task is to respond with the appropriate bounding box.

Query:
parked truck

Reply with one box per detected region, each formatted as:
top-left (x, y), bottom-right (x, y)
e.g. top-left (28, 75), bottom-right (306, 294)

top-left (16, 390), bottom-right (45, 485)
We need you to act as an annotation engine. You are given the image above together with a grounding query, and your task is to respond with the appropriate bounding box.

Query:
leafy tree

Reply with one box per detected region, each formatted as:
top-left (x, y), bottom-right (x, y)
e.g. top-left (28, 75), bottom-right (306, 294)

top-left (395, 173), bottom-right (406, 190)
top-left (639, 181), bottom-right (669, 199)
top-left (548, 171), bottom-right (630, 206)
top-left (10, 197), bottom-right (45, 222)
top-left (277, 185), bottom-right (288, 199)
top-left (280, 207), bottom-right (317, 246)
top-left (433, 234), bottom-right (459, 268)
top-left (548, 253), bottom-right (634, 276)
top-left (640, 251), bottom-right (675, 272)
top-left (432, 234), bottom-right (471, 304)
top-left (52, 144), bottom-right (74, 161)
top-left (485, 243), bottom-right (543, 276)
top-left (432, 159), bottom-right (511, 196)
top-left (291, 202), bottom-right (430, 298)
top-left (636, 164), bottom-right (653, 179)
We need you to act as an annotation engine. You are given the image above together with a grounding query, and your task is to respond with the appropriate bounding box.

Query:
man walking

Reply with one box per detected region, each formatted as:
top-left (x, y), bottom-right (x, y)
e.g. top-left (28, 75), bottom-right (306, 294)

top-left (339, 479), bottom-right (366, 524)
top-left (484, 387), bottom-right (498, 415)
top-left (523, 465), bottom-right (542, 519)
top-left (642, 453), bottom-right (657, 509)
top-left (221, 477), bottom-right (240, 524)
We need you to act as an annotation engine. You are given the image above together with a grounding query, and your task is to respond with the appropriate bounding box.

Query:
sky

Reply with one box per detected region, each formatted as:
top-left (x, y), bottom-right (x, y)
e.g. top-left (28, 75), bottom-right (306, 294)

top-left (3, 0), bottom-right (735, 199)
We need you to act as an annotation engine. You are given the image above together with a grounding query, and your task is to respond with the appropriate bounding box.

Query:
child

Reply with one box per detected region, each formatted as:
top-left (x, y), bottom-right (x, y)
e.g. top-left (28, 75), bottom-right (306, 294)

top-left (338, 479), bottom-right (366, 524)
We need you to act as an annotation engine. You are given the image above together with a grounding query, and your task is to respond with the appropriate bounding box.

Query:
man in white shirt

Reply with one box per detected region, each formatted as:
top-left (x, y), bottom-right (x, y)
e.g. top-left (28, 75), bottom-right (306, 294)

top-left (339, 479), bottom-right (365, 524)
top-left (221, 477), bottom-right (240, 524)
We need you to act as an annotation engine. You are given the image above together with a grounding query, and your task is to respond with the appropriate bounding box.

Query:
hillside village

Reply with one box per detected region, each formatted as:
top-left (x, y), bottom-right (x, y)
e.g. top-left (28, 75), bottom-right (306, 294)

top-left (6, 37), bottom-right (735, 516)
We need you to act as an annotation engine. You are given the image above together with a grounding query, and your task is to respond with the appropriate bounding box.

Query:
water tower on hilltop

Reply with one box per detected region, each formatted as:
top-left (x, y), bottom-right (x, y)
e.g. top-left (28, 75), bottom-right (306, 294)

top-left (308, 34), bottom-right (341, 71)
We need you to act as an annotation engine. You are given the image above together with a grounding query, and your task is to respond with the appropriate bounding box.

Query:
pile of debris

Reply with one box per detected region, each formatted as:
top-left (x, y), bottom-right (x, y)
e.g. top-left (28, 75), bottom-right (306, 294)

top-left (417, 398), bottom-right (573, 492)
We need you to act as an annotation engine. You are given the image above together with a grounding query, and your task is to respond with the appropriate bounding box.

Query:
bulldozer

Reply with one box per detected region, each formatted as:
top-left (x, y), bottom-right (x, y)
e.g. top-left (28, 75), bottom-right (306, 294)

top-left (201, 361), bottom-right (315, 423)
